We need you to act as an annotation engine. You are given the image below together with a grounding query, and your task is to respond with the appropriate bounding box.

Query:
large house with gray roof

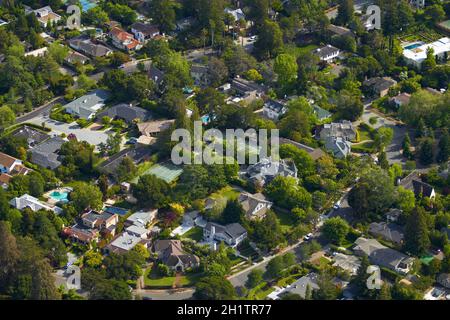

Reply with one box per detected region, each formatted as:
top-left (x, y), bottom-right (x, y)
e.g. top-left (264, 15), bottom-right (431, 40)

top-left (246, 157), bottom-right (298, 187)
top-left (30, 136), bottom-right (66, 169)
top-left (204, 222), bottom-right (247, 247)
top-left (64, 89), bottom-right (110, 120)
top-left (153, 239), bottom-right (200, 272)
top-left (238, 192), bottom-right (272, 221)
top-left (96, 103), bottom-right (152, 124)
top-left (353, 237), bottom-right (415, 274)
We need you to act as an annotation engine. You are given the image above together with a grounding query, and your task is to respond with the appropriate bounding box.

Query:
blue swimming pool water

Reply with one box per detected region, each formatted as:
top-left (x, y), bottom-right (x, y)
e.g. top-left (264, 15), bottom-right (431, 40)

top-left (404, 42), bottom-right (424, 50)
top-left (79, 0), bottom-right (97, 12)
top-left (50, 191), bottom-right (69, 202)
top-left (201, 115), bottom-right (210, 124)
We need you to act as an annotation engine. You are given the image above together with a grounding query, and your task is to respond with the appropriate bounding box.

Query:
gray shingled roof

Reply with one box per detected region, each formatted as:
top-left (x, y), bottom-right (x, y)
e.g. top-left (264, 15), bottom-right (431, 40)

top-left (30, 136), bottom-right (65, 169)
top-left (96, 103), bottom-right (152, 123)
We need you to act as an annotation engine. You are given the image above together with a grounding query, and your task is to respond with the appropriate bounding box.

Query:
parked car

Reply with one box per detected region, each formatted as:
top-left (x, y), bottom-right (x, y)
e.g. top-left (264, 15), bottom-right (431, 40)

top-left (303, 233), bottom-right (313, 241)
top-left (333, 201), bottom-right (341, 210)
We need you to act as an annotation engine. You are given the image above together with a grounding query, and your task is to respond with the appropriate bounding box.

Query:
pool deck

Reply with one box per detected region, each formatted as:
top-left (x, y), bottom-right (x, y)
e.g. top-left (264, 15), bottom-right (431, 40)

top-left (44, 187), bottom-right (72, 205)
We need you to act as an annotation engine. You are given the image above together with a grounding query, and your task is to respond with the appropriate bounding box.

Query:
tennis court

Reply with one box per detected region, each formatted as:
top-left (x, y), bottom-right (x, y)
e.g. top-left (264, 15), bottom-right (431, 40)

top-left (132, 162), bottom-right (183, 184)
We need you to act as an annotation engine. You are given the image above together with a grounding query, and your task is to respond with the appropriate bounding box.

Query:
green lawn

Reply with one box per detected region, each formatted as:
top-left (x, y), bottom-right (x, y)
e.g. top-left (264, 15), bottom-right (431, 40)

top-left (358, 125), bottom-right (374, 142)
top-left (352, 141), bottom-right (375, 154)
top-left (144, 267), bottom-right (203, 288)
top-left (281, 44), bottom-right (318, 58)
top-left (209, 186), bottom-right (240, 201)
top-left (274, 208), bottom-right (296, 233)
top-left (182, 227), bottom-right (204, 242)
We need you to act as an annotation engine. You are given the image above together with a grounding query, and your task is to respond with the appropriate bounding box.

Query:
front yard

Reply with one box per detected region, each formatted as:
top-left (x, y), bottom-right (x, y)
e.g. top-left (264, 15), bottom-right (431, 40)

top-left (144, 267), bottom-right (203, 289)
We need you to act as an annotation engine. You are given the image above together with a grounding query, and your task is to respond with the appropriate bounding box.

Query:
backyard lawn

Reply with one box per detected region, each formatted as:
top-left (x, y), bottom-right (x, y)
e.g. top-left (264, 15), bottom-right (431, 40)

top-left (144, 267), bottom-right (203, 288)
top-left (182, 226), bottom-right (204, 242)
top-left (209, 186), bottom-right (240, 201)
top-left (274, 208), bottom-right (296, 233)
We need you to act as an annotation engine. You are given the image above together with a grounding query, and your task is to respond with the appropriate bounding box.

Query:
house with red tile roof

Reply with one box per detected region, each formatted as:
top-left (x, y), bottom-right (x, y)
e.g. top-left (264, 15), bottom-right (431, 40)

top-left (109, 27), bottom-right (142, 52)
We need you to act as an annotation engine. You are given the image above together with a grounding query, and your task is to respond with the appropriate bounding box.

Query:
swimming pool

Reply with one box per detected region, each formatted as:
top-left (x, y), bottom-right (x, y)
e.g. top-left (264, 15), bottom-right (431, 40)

top-left (50, 191), bottom-right (69, 203)
top-left (79, 0), bottom-right (97, 12)
top-left (403, 42), bottom-right (424, 50)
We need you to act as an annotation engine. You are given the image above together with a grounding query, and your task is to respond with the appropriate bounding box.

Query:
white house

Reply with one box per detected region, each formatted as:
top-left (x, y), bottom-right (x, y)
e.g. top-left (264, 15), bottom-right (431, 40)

top-left (403, 37), bottom-right (450, 68)
top-left (263, 100), bottom-right (287, 120)
top-left (312, 45), bottom-right (340, 63)
top-left (64, 89), bottom-right (110, 120)
top-left (10, 194), bottom-right (63, 214)
top-left (204, 222), bottom-right (247, 247)
top-left (32, 6), bottom-right (61, 27)
top-left (130, 22), bottom-right (160, 43)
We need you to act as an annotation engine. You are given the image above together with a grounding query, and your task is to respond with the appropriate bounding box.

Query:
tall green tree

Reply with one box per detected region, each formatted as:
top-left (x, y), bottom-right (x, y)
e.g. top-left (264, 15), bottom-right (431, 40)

top-left (404, 207), bottom-right (430, 256)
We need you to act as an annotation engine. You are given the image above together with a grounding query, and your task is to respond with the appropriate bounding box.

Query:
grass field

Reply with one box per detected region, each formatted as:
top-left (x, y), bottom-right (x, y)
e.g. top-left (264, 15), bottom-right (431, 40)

top-left (281, 44), bottom-right (318, 58)
top-left (144, 267), bottom-right (203, 288)
top-left (209, 186), bottom-right (240, 201)
top-left (181, 226), bottom-right (204, 241)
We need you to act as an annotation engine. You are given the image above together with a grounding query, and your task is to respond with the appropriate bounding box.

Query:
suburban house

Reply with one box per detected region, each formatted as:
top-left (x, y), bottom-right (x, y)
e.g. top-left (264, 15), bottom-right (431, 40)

top-left (312, 45), bottom-right (341, 63)
top-left (191, 64), bottom-right (210, 87)
top-left (64, 50), bottom-right (90, 66)
top-left (324, 136), bottom-right (352, 159)
top-left (96, 103), bottom-right (152, 124)
top-left (63, 224), bottom-right (99, 245)
top-left (149, 65), bottom-right (165, 89)
top-left (386, 208), bottom-right (403, 223)
top-left (263, 100), bottom-right (287, 120)
top-left (204, 222), bottom-right (247, 247)
top-left (32, 6), bottom-right (61, 27)
top-left (369, 222), bottom-right (405, 245)
top-left (224, 8), bottom-right (246, 22)
top-left (353, 237), bottom-right (415, 274)
top-left (313, 105), bottom-right (332, 121)
top-left (279, 138), bottom-right (325, 161)
top-left (317, 120), bottom-right (357, 142)
top-left (68, 37), bottom-right (113, 58)
top-left (400, 171), bottom-right (436, 199)
top-left (231, 77), bottom-right (265, 96)
top-left (246, 157), bottom-right (298, 187)
top-left (30, 136), bottom-right (66, 170)
top-left (332, 253), bottom-right (361, 275)
top-left (64, 89), bottom-right (110, 120)
top-left (403, 37), bottom-right (450, 68)
top-left (0, 152), bottom-right (32, 187)
top-left (269, 273), bottom-right (320, 300)
top-left (238, 192), bottom-right (273, 221)
top-left (10, 194), bottom-right (63, 214)
top-left (12, 125), bottom-right (49, 148)
top-left (137, 119), bottom-right (175, 137)
top-left (390, 92), bottom-right (411, 108)
top-left (80, 210), bottom-right (119, 236)
top-left (109, 27), bottom-right (142, 52)
top-left (65, 209), bottom-right (119, 246)
top-left (327, 24), bottom-right (355, 38)
top-left (363, 77), bottom-right (397, 98)
top-left (153, 240), bottom-right (200, 272)
top-left (125, 209), bottom-right (157, 228)
top-left (106, 231), bottom-right (149, 254)
top-left (130, 22), bottom-right (160, 43)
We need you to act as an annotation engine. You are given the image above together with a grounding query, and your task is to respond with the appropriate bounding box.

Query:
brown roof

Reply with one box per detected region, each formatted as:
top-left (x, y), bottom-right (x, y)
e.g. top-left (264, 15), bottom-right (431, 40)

top-left (153, 239), bottom-right (200, 267)
top-left (138, 120), bottom-right (175, 136)
top-left (0, 173), bottom-right (12, 185)
top-left (0, 152), bottom-right (19, 168)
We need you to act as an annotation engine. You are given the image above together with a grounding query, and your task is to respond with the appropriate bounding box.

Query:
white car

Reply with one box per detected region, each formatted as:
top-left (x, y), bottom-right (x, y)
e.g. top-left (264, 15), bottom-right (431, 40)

top-left (333, 201), bottom-right (341, 210)
top-left (303, 233), bottom-right (313, 241)
top-left (249, 35), bottom-right (257, 41)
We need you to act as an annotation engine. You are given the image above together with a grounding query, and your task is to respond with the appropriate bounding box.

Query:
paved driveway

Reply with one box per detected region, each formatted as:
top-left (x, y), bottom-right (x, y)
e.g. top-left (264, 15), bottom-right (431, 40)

top-left (358, 107), bottom-right (408, 166)
top-left (27, 114), bottom-right (112, 147)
